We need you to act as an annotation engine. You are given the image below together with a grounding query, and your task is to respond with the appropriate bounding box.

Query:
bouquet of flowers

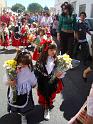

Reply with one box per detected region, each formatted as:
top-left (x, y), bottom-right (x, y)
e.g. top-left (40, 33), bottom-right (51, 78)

top-left (3, 59), bottom-right (17, 103)
top-left (27, 34), bottom-right (36, 43)
top-left (57, 54), bottom-right (72, 72)
top-left (49, 54), bottom-right (79, 84)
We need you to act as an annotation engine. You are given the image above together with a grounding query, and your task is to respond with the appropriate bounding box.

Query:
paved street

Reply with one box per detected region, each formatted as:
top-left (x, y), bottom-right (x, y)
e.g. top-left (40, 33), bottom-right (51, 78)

top-left (0, 46), bottom-right (93, 124)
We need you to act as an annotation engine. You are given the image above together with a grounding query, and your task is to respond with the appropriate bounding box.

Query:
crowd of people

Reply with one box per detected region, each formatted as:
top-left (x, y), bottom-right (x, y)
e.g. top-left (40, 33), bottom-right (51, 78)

top-left (0, 1), bottom-right (93, 123)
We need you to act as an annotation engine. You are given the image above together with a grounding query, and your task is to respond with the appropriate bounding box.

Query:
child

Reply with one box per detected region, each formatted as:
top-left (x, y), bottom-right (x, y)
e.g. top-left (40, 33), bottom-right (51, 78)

top-left (0, 21), bottom-right (4, 46)
top-left (21, 18), bottom-right (29, 47)
top-left (0, 23), bottom-right (10, 49)
top-left (6, 50), bottom-right (37, 116)
top-left (30, 22), bottom-right (37, 33)
top-left (34, 43), bottom-right (63, 120)
top-left (32, 27), bottom-right (47, 61)
top-left (12, 21), bottom-right (21, 48)
top-left (73, 12), bottom-right (92, 65)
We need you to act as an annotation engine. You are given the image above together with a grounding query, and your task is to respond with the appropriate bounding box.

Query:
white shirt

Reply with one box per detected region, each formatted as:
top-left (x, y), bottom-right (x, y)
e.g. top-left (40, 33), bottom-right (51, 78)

top-left (41, 16), bottom-right (53, 27)
top-left (45, 56), bottom-right (66, 78)
top-left (45, 56), bottom-right (55, 75)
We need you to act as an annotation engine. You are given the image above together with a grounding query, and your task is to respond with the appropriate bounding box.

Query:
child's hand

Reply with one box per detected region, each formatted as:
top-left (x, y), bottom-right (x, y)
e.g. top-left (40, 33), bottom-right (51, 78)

top-left (55, 71), bottom-right (63, 78)
top-left (7, 79), bottom-right (16, 86)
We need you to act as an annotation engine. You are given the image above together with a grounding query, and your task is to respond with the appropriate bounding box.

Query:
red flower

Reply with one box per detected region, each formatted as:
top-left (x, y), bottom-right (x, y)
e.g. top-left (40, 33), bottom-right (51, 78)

top-left (40, 39), bottom-right (47, 45)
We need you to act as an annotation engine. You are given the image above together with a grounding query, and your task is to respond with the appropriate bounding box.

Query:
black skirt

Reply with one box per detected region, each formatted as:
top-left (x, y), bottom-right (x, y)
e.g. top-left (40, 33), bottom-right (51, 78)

top-left (7, 88), bottom-right (34, 115)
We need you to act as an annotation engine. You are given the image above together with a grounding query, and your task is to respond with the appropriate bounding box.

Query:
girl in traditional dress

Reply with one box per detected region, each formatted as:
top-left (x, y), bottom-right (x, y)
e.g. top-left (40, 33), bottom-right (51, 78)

top-left (34, 43), bottom-right (63, 120)
top-left (11, 21), bottom-right (21, 48)
top-left (0, 21), bottom-right (4, 46)
top-left (6, 50), bottom-right (37, 118)
top-left (0, 23), bottom-right (10, 49)
top-left (32, 27), bottom-right (47, 61)
top-left (21, 18), bottom-right (29, 47)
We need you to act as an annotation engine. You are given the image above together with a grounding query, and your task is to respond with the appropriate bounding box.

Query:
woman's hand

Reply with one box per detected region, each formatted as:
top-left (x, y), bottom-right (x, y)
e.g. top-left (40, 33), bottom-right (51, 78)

top-left (7, 79), bottom-right (16, 86)
top-left (83, 67), bottom-right (92, 78)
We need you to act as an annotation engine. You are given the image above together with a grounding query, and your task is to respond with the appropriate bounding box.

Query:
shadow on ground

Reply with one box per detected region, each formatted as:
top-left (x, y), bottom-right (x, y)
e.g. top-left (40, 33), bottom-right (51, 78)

top-left (0, 45), bottom-right (35, 55)
top-left (0, 49), bottom-right (16, 54)
top-left (0, 105), bottom-right (44, 124)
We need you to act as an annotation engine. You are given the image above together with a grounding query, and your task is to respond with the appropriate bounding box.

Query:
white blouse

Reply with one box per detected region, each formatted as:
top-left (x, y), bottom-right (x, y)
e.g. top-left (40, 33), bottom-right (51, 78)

top-left (40, 16), bottom-right (53, 27)
top-left (45, 56), bottom-right (66, 78)
top-left (17, 67), bottom-right (37, 95)
top-left (45, 56), bottom-right (55, 75)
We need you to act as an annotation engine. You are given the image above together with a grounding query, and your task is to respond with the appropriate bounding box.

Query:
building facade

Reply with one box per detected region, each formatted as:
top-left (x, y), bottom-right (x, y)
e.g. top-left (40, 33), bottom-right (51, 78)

top-left (54, 0), bottom-right (93, 18)
top-left (0, 0), bottom-right (7, 14)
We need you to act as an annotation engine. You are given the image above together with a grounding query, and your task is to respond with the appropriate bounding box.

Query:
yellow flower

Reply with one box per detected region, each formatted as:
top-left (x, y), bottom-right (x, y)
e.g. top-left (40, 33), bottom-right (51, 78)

top-left (3, 59), bottom-right (17, 69)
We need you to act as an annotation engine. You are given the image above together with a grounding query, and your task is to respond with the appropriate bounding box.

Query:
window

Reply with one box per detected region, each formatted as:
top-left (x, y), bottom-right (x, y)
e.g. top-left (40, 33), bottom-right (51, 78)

top-left (79, 4), bottom-right (86, 14)
top-left (91, 4), bottom-right (93, 18)
top-left (71, 1), bottom-right (76, 13)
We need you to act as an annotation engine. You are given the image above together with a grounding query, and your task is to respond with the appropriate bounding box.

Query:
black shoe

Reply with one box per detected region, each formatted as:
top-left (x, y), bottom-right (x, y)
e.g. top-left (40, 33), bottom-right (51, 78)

top-left (49, 105), bottom-right (54, 111)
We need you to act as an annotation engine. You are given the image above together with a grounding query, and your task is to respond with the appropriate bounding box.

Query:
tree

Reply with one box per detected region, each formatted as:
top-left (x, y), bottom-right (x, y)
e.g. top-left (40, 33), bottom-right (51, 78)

top-left (44, 6), bottom-right (49, 12)
top-left (11, 3), bottom-right (25, 12)
top-left (27, 3), bottom-right (43, 13)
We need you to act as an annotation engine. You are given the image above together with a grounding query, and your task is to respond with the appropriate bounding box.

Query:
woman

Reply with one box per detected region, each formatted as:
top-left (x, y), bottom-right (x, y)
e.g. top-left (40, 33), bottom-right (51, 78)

top-left (57, 2), bottom-right (77, 57)
top-left (52, 15), bottom-right (59, 38)
top-left (40, 12), bottom-right (53, 28)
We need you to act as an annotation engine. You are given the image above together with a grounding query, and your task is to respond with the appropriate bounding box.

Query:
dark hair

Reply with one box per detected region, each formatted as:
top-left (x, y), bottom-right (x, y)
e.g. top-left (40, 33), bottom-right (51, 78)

top-left (46, 12), bottom-right (50, 17)
top-left (21, 17), bottom-right (27, 25)
top-left (61, 2), bottom-right (68, 9)
top-left (61, 2), bottom-right (74, 16)
top-left (54, 15), bottom-right (59, 21)
top-left (15, 50), bottom-right (33, 71)
top-left (37, 27), bottom-right (46, 35)
top-left (39, 43), bottom-right (57, 65)
top-left (79, 12), bottom-right (86, 17)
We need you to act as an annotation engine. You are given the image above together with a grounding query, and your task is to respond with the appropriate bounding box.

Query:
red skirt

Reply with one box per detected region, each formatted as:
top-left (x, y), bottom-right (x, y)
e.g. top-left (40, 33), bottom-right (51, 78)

top-left (37, 79), bottom-right (63, 107)
top-left (21, 37), bottom-right (29, 46)
top-left (12, 37), bottom-right (22, 46)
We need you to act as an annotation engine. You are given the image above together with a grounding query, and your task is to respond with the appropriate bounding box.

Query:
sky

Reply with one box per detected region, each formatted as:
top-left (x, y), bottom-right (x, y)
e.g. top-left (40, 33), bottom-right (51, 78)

top-left (6, 0), bottom-right (55, 8)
